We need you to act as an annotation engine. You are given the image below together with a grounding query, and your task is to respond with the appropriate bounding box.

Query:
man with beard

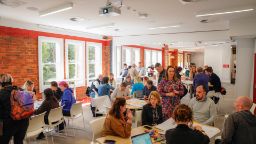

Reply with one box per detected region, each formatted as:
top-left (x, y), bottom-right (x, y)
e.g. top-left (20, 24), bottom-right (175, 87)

top-left (188, 85), bottom-right (217, 125)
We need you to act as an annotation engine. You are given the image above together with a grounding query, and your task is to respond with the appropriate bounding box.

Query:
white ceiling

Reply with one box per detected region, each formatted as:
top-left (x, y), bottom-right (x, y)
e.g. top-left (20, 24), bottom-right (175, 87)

top-left (0, 0), bottom-right (256, 48)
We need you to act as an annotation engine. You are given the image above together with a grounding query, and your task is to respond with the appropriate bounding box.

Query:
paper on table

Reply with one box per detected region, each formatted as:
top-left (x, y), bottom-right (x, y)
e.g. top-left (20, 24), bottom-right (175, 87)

top-left (155, 119), bottom-right (220, 138)
top-left (155, 118), bottom-right (177, 134)
top-left (193, 122), bottom-right (221, 138)
top-left (126, 98), bottom-right (147, 107)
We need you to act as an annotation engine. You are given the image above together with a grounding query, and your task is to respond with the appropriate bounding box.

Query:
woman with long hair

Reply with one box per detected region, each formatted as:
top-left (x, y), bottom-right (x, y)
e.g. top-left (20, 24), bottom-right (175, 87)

top-left (157, 66), bottom-right (184, 120)
top-left (103, 97), bottom-right (133, 138)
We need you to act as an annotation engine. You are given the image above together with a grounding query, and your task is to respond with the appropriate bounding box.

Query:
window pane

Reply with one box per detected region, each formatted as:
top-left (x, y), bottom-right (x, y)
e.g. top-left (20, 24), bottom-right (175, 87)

top-left (89, 46), bottom-right (95, 61)
top-left (68, 44), bottom-right (76, 63)
top-left (69, 64), bottom-right (76, 79)
top-left (42, 42), bottom-right (56, 63)
top-left (43, 64), bottom-right (56, 82)
top-left (145, 50), bottom-right (151, 68)
top-left (157, 51), bottom-right (162, 64)
top-left (89, 64), bottom-right (95, 78)
top-left (152, 51), bottom-right (157, 66)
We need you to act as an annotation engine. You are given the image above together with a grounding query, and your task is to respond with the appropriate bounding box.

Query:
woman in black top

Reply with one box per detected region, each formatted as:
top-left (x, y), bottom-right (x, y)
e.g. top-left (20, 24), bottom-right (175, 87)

top-left (34, 88), bottom-right (59, 139)
top-left (142, 91), bottom-right (163, 126)
top-left (165, 104), bottom-right (210, 144)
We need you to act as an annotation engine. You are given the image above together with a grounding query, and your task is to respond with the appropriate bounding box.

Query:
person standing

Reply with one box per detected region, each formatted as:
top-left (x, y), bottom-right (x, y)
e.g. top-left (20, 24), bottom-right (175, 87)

top-left (205, 67), bottom-right (221, 93)
top-left (0, 74), bottom-right (29, 144)
top-left (137, 62), bottom-right (146, 77)
top-left (120, 64), bottom-right (128, 82)
top-left (155, 63), bottom-right (166, 85)
top-left (193, 67), bottom-right (209, 93)
top-left (128, 64), bottom-right (139, 81)
top-left (157, 66), bottom-right (184, 120)
top-left (59, 81), bottom-right (76, 116)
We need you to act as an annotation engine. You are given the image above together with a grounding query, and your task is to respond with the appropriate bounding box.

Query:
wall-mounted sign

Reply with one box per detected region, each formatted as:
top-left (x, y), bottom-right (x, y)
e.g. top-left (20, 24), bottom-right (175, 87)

top-left (223, 64), bottom-right (229, 68)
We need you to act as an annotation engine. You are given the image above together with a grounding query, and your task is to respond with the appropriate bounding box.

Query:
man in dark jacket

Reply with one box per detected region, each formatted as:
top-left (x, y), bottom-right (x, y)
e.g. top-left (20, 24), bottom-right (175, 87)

top-left (50, 81), bottom-right (63, 101)
top-left (216, 96), bottom-right (256, 144)
top-left (205, 67), bottom-right (221, 92)
top-left (155, 63), bottom-right (166, 84)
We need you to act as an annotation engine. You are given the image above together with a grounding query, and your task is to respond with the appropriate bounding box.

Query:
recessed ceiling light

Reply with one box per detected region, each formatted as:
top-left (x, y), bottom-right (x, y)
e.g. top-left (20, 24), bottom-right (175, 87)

top-left (149, 25), bottom-right (181, 30)
top-left (86, 23), bottom-right (115, 29)
top-left (196, 8), bottom-right (254, 17)
top-left (39, 3), bottom-right (73, 17)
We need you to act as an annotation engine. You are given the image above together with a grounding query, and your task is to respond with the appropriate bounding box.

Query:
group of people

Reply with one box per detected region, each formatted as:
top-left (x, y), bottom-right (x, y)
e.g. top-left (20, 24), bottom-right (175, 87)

top-left (0, 74), bottom-right (76, 144)
top-left (101, 62), bottom-right (256, 144)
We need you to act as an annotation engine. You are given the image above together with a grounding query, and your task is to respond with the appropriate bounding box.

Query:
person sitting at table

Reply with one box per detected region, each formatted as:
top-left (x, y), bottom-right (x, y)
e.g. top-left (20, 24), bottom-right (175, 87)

top-left (50, 81), bottom-right (63, 101)
top-left (124, 75), bottom-right (133, 88)
top-left (215, 96), bottom-right (256, 144)
top-left (22, 80), bottom-right (36, 99)
top-left (143, 76), bottom-right (149, 86)
top-left (111, 82), bottom-right (130, 102)
top-left (103, 97), bottom-right (133, 138)
top-left (98, 76), bottom-right (114, 97)
top-left (143, 80), bottom-right (157, 100)
top-left (142, 91), bottom-right (163, 126)
top-left (165, 104), bottom-right (210, 144)
top-left (188, 85), bottom-right (217, 125)
top-left (130, 76), bottom-right (144, 96)
top-left (34, 88), bottom-right (59, 140)
top-left (59, 81), bottom-right (76, 116)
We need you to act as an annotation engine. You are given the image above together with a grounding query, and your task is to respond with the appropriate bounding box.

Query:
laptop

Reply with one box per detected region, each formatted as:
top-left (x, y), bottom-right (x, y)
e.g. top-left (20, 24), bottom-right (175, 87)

top-left (131, 133), bottom-right (153, 144)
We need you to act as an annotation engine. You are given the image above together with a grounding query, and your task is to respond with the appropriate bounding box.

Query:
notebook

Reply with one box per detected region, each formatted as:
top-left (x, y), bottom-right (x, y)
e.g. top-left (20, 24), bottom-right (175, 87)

top-left (131, 133), bottom-right (152, 144)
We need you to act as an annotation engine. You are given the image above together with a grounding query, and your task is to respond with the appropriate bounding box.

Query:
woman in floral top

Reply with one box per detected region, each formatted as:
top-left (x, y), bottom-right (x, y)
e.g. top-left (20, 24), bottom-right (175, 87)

top-left (157, 66), bottom-right (184, 120)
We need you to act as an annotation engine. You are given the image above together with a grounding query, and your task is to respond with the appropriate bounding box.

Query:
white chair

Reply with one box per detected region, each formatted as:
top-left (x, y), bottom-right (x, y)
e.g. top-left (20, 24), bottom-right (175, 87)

top-left (93, 96), bottom-right (111, 115)
top-left (26, 112), bottom-right (47, 144)
top-left (45, 107), bottom-right (65, 144)
top-left (89, 117), bottom-right (106, 142)
top-left (64, 102), bottom-right (86, 136)
top-left (135, 110), bottom-right (142, 127)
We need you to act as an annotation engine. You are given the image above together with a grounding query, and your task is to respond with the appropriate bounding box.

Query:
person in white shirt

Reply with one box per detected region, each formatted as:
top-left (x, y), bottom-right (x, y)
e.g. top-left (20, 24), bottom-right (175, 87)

top-left (188, 85), bottom-right (217, 125)
top-left (111, 82), bottom-right (130, 102)
top-left (128, 64), bottom-right (138, 80)
top-left (137, 62), bottom-right (146, 77)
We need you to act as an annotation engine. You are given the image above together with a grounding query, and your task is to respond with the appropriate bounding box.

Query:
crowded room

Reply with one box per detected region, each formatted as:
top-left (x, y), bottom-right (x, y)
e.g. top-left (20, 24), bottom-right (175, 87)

top-left (1, 0), bottom-right (256, 144)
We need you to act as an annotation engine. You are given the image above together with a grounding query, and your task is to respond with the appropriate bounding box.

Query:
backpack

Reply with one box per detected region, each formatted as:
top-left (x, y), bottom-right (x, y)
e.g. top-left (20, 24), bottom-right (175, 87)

top-left (10, 89), bottom-right (34, 120)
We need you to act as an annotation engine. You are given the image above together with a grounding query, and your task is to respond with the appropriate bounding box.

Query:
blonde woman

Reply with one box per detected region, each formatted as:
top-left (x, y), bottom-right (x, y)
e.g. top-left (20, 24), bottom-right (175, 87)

top-left (142, 91), bottom-right (163, 126)
top-left (22, 80), bottom-right (36, 99)
top-left (130, 76), bottom-right (144, 95)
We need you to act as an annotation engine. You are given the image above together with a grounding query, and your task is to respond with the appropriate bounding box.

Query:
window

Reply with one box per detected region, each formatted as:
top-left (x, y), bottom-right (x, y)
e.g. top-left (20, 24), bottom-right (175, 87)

top-left (86, 42), bottom-right (102, 83)
top-left (38, 36), bottom-right (64, 92)
top-left (144, 50), bottom-right (162, 68)
top-left (65, 40), bottom-right (85, 86)
top-left (178, 53), bottom-right (184, 67)
top-left (121, 47), bottom-right (140, 66)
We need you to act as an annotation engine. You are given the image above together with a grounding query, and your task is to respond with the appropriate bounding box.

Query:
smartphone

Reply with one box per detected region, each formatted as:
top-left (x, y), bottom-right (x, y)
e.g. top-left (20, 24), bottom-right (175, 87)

top-left (144, 125), bottom-right (152, 130)
top-left (104, 139), bottom-right (116, 144)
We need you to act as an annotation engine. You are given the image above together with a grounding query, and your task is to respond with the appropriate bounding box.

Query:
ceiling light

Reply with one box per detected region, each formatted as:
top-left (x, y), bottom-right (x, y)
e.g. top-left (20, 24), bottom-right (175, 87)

top-left (39, 3), bottom-right (73, 17)
top-left (149, 25), bottom-right (180, 30)
top-left (196, 8), bottom-right (254, 17)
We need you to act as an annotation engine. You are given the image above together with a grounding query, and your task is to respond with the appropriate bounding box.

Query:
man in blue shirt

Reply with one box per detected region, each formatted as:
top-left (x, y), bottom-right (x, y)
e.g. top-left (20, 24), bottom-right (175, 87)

top-left (193, 67), bottom-right (209, 93)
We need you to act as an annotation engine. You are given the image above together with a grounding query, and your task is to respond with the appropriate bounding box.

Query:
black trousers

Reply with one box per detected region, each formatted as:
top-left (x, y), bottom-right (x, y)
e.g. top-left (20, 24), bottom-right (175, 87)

top-left (0, 118), bottom-right (29, 144)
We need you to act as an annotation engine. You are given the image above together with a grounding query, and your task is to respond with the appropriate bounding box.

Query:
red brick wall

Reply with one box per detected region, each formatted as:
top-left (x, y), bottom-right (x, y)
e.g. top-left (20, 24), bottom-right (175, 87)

top-left (0, 26), bottom-right (109, 100)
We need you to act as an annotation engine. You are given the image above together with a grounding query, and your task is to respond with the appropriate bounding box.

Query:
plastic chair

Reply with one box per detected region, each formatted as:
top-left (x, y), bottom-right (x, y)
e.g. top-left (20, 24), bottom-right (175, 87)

top-left (89, 117), bottom-right (106, 142)
top-left (64, 102), bottom-right (86, 136)
top-left (45, 107), bottom-right (65, 144)
top-left (93, 95), bottom-right (111, 115)
top-left (26, 112), bottom-right (47, 144)
top-left (250, 103), bottom-right (256, 114)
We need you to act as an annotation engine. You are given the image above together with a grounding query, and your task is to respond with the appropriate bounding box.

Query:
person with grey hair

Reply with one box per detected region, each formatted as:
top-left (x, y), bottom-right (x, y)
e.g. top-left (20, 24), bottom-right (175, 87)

top-left (215, 96), bottom-right (256, 144)
top-left (0, 74), bottom-right (29, 144)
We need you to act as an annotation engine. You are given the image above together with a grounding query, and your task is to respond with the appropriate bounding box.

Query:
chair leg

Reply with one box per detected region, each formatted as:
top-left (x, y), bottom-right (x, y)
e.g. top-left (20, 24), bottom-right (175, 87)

top-left (82, 113), bottom-right (86, 129)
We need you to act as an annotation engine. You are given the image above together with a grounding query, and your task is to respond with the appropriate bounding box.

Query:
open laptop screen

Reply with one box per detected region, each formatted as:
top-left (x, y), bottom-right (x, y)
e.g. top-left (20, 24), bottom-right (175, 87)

top-left (131, 133), bottom-right (152, 144)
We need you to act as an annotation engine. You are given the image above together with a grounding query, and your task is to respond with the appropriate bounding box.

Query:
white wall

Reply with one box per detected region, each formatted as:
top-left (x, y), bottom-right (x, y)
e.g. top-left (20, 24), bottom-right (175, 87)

top-left (235, 38), bottom-right (255, 98)
top-left (191, 52), bottom-right (204, 67)
top-left (204, 44), bottom-right (231, 83)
